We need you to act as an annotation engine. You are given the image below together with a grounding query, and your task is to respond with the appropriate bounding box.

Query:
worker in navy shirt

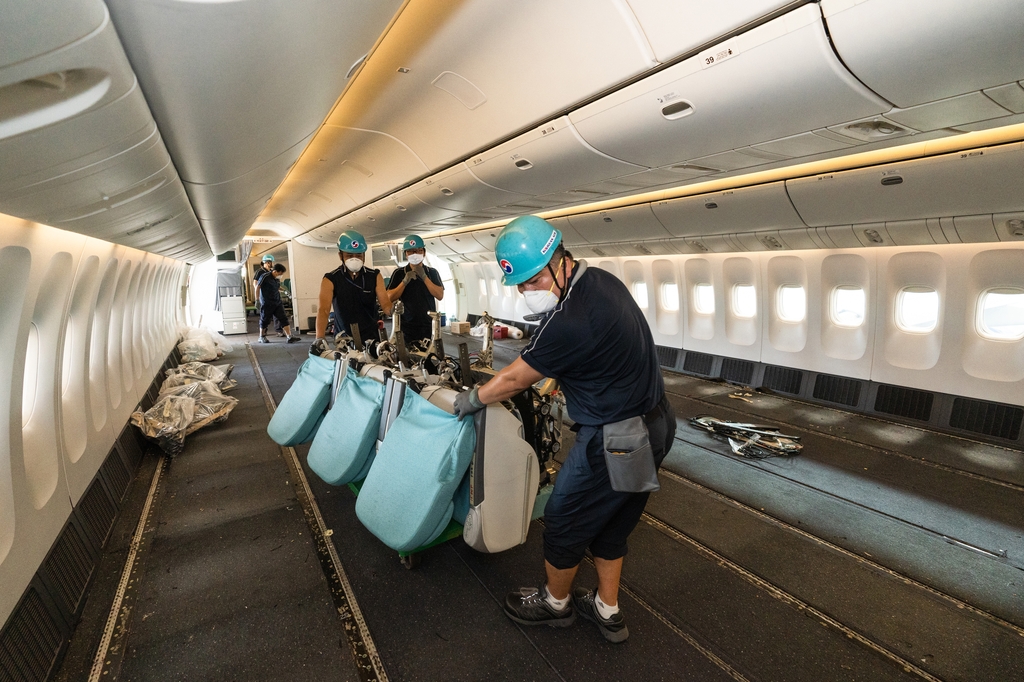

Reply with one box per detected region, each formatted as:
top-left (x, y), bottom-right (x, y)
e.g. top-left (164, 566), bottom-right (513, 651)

top-left (312, 230), bottom-right (392, 351)
top-left (453, 215), bottom-right (674, 643)
top-left (256, 263), bottom-right (299, 343)
top-left (385, 234), bottom-right (445, 343)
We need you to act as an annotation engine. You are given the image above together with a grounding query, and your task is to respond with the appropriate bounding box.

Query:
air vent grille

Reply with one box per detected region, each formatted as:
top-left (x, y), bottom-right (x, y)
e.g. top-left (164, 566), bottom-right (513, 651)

top-left (682, 352), bottom-right (715, 376)
top-left (949, 398), bottom-right (1023, 440)
top-left (720, 358), bottom-right (754, 385)
top-left (0, 585), bottom-right (63, 682)
top-left (874, 385), bottom-right (934, 422)
top-left (117, 424), bottom-right (144, 470)
top-left (813, 374), bottom-right (862, 407)
top-left (41, 521), bottom-right (94, 616)
top-left (101, 449), bottom-right (131, 502)
top-left (762, 365), bottom-right (803, 394)
top-left (656, 346), bottom-right (679, 368)
top-left (79, 479), bottom-right (118, 549)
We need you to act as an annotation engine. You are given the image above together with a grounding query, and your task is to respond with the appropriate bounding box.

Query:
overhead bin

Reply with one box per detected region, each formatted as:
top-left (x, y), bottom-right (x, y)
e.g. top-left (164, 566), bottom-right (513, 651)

top-left (185, 133), bottom-right (312, 221)
top-left (468, 117), bottom-right (644, 197)
top-left (312, 126), bottom-right (430, 209)
top-left (569, 4), bottom-right (888, 170)
top-left (439, 233), bottom-right (490, 257)
top-left (0, 127), bottom-right (169, 225)
top-left (821, 0), bottom-right (1024, 109)
top-left (623, 0), bottom-right (797, 64)
top-left (329, 0), bottom-right (656, 172)
top-left (651, 181), bottom-right (805, 237)
top-left (2, 0), bottom-right (106, 70)
top-left (413, 164), bottom-right (528, 213)
top-left (566, 205), bottom-right (671, 243)
top-left (786, 142), bottom-right (1024, 227)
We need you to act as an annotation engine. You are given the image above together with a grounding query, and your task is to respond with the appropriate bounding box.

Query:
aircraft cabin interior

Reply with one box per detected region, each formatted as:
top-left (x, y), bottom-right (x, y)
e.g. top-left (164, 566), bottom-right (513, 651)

top-left (1, 1), bottom-right (1023, 680)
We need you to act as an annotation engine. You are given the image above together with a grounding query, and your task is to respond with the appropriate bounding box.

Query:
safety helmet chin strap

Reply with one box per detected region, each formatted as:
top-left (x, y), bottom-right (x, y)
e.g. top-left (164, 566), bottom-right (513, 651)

top-left (544, 257), bottom-right (568, 302)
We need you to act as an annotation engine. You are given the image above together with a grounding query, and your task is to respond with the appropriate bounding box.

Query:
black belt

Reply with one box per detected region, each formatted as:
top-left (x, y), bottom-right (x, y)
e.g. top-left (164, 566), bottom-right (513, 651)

top-left (642, 394), bottom-right (668, 426)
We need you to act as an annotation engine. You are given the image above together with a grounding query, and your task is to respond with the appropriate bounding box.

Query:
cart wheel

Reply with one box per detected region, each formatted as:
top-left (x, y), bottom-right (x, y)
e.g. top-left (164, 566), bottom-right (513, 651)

top-left (400, 553), bottom-right (421, 570)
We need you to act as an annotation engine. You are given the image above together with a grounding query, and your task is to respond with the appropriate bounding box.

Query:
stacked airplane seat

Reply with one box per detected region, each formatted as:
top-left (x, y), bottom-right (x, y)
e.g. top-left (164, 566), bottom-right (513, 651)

top-left (267, 355), bottom-right (336, 446)
top-left (307, 366), bottom-right (386, 485)
top-left (355, 387), bottom-right (475, 552)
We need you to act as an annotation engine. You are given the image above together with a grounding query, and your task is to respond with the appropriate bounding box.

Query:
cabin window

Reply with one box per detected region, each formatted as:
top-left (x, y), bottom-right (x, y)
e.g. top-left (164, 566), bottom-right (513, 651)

top-left (896, 287), bottom-right (939, 333)
top-left (661, 282), bottom-right (680, 311)
top-left (62, 320), bottom-right (74, 396)
top-left (777, 285), bottom-right (806, 323)
top-left (831, 286), bottom-right (866, 328)
top-left (490, 279), bottom-right (500, 297)
top-left (504, 285), bottom-right (516, 298)
top-left (693, 283), bottom-right (715, 314)
top-left (631, 281), bottom-right (649, 309)
top-left (22, 323), bottom-right (39, 428)
top-left (478, 278), bottom-right (487, 296)
top-left (977, 288), bottom-right (1024, 341)
top-left (732, 284), bottom-right (756, 319)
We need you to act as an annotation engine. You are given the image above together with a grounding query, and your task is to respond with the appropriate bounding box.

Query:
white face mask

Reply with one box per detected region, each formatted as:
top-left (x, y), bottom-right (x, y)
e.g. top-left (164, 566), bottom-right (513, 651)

top-left (524, 289), bottom-right (559, 314)
top-left (345, 258), bottom-right (363, 272)
top-left (407, 253), bottom-right (424, 265)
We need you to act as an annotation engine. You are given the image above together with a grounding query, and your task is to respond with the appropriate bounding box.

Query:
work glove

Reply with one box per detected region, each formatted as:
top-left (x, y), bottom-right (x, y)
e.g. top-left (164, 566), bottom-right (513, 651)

top-left (453, 387), bottom-right (485, 421)
top-left (310, 337), bottom-right (328, 357)
top-left (403, 269), bottom-right (417, 286)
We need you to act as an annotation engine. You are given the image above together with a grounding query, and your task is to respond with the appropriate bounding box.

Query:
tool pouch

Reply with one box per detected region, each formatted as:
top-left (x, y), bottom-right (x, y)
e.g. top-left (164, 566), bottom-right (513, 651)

top-left (602, 415), bottom-right (660, 493)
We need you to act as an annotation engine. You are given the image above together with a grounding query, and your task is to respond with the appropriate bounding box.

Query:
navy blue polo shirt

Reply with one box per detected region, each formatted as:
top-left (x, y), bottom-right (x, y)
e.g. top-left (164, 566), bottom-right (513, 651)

top-left (520, 261), bottom-right (664, 427)
top-left (255, 269), bottom-right (281, 305)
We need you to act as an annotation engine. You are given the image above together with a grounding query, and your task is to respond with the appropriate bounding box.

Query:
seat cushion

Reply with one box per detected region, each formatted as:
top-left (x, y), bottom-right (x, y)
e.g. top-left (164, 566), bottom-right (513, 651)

top-left (307, 367), bottom-right (385, 486)
top-left (355, 388), bottom-right (475, 552)
top-left (267, 355), bottom-right (336, 446)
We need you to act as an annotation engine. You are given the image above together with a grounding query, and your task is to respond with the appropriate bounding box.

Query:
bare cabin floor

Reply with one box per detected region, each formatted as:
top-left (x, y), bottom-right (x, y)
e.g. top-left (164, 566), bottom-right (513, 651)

top-left (55, 322), bottom-right (1024, 681)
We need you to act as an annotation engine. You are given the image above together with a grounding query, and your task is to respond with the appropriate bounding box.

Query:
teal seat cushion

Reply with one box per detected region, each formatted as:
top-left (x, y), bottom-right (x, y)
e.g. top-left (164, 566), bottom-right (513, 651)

top-left (355, 389), bottom-right (475, 552)
top-left (307, 367), bottom-right (385, 486)
top-left (267, 355), bottom-right (336, 446)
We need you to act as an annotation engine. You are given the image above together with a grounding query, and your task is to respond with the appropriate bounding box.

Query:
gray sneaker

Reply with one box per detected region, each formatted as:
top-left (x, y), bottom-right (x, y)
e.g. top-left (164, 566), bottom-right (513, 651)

top-left (573, 587), bottom-right (628, 643)
top-left (257, 336), bottom-right (270, 344)
top-left (503, 586), bottom-right (575, 628)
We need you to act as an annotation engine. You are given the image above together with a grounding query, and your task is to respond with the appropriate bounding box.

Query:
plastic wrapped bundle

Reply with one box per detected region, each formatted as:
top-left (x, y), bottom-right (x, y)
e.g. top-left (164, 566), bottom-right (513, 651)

top-left (177, 335), bottom-right (219, 362)
top-left (159, 380), bottom-right (239, 434)
top-left (165, 362), bottom-right (237, 392)
top-left (131, 395), bottom-right (196, 455)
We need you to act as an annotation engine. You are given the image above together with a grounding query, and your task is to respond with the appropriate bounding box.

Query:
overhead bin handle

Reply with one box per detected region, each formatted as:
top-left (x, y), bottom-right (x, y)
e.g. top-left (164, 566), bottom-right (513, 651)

top-left (661, 100), bottom-right (694, 121)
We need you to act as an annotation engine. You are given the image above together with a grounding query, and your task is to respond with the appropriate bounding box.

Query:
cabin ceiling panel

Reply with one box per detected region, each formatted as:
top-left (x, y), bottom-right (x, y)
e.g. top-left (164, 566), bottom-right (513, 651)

top-left (652, 181), bottom-right (806, 237)
top-left (623, 0), bottom-right (798, 64)
top-left (821, 0), bottom-right (1024, 109)
top-left (786, 142), bottom-right (1024, 227)
top-left (467, 117), bottom-right (644, 197)
top-left (568, 5), bottom-right (889, 170)
top-left (325, 0), bottom-right (657, 172)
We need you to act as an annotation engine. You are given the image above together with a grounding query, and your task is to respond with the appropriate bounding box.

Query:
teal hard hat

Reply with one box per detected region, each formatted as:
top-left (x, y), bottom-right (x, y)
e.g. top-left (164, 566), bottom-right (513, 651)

top-left (261, 254), bottom-right (275, 263)
top-left (494, 216), bottom-right (562, 286)
top-left (402, 234), bottom-right (425, 251)
top-left (337, 229), bottom-right (367, 253)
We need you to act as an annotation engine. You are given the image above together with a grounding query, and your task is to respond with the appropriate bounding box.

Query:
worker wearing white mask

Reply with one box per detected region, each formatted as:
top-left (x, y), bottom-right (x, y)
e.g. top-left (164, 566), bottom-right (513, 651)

top-left (385, 234), bottom-right (445, 343)
top-left (313, 230), bottom-right (392, 354)
top-left (453, 215), bottom-right (673, 644)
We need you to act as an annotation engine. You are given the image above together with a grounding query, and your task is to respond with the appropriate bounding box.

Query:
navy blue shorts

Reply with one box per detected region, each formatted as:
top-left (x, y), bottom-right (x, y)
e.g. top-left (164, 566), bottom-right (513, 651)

top-left (543, 396), bottom-right (675, 569)
top-left (260, 301), bottom-right (289, 330)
